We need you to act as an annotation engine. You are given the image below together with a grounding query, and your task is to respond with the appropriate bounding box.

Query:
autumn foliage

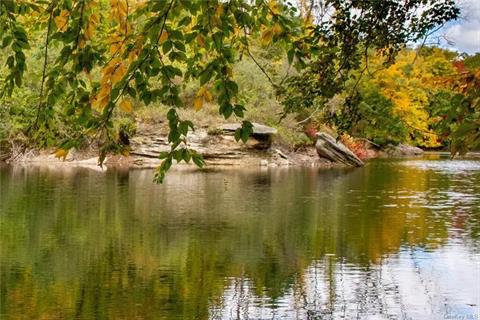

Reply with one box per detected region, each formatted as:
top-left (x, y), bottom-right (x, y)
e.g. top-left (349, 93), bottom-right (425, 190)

top-left (1, 0), bottom-right (474, 180)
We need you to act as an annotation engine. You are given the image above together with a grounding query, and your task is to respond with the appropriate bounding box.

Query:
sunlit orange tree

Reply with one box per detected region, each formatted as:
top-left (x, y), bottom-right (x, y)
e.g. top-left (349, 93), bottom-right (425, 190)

top-left (0, 0), bottom-right (459, 180)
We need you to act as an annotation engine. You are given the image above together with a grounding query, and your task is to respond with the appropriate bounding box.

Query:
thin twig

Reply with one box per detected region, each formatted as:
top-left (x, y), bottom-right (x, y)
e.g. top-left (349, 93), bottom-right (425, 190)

top-left (206, 0), bottom-right (232, 102)
top-left (32, 8), bottom-right (54, 130)
top-left (73, 0), bottom-right (86, 51)
top-left (242, 26), bottom-right (276, 87)
top-left (296, 103), bottom-right (324, 125)
top-left (125, 0), bottom-right (129, 37)
top-left (98, 0), bottom-right (175, 135)
top-left (412, 23), bottom-right (445, 65)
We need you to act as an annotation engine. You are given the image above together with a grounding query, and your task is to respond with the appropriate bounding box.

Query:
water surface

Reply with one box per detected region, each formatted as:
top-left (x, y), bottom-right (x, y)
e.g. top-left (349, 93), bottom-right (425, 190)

top-left (1, 155), bottom-right (479, 319)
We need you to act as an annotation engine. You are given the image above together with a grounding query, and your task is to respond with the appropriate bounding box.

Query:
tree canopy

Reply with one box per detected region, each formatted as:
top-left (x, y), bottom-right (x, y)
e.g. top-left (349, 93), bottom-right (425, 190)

top-left (0, 0), bottom-right (466, 180)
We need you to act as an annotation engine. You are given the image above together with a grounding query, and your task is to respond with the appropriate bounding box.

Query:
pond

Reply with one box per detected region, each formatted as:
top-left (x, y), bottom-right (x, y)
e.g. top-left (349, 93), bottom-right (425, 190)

top-left (1, 154), bottom-right (479, 319)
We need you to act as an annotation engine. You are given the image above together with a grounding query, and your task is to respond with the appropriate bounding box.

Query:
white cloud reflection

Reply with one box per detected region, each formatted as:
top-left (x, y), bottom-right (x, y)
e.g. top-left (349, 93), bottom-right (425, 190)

top-left (209, 244), bottom-right (480, 320)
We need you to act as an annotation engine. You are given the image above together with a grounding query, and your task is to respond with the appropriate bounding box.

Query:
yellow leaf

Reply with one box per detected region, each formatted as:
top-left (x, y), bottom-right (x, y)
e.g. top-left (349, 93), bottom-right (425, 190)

top-left (54, 10), bottom-right (70, 32)
top-left (196, 86), bottom-right (213, 102)
top-left (108, 34), bottom-right (123, 54)
top-left (98, 83), bottom-right (111, 98)
top-left (110, 43), bottom-right (121, 54)
top-left (272, 23), bottom-right (282, 35)
top-left (118, 0), bottom-right (127, 16)
top-left (204, 90), bottom-right (213, 102)
top-left (158, 30), bottom-right (168, 44)
top-left (85, 0), bottom-right (99, 11)
top-left (90, 13), bottom-right (99, 24)
top-left (98, 95), bottom-right (110, 110)
top-left (59, 9), bottom-right (70, 17)
top-left (215, 4), bottom-right (224, 18)
top-left (85, 14), bottom-right (98, 40)
top-left (111, 62), bottom-right (127, 84)
top-left (303, 16), bottom-right (313, 28)
top-left (54, 148), bottom-right (68, 160)
top-left (196, 86), bottom-right (207, 97)
top-left (193, 97), bottom-right (203, 111)
top-left (85, 25), bottom-right (94, 40)
top-left (54, 16), bottom-right (67, 31)
top-left (110, 0), bottom-right (127, 23)
top-left (234, 26), bottom-right (242, 36)
top-left (93, 83), bottom-right (112, 110)
top-left (93, 94), bottom-right (110, 111)
top-left (268, 0), bottom-right (281, 15)
top-left (196, 34), bottom-right (205, 48)
top-left (128, 48), bottom-right (139, 62)
top-left (133, 1), bottom-right (148, 10)
top-left (226, 66), bottom-right (233, 78)
top-left (109, 33), bottom-right (122, 44)
top-left (119, 98), bottom-right (133, 113)
top-left (261, 28), bottom-right (273, 46)
top-left (102, 60), bottom-right (118, 77)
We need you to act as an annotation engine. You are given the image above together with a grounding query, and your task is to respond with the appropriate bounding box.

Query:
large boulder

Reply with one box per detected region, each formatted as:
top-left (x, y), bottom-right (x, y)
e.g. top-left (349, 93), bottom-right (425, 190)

top-left (129, 122), bottom-right (279, 166)
top-left (315, 132), bottom-right (364, 167)
top-left (382, 144), bottom-right (424, 157)
top-left (219, 123), bottom-right (277, 149)
top-left (220, 123), bottom-right (277, 135)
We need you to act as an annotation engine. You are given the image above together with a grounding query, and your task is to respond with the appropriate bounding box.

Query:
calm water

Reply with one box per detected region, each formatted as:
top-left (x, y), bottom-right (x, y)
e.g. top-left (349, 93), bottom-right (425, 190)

top-left (1, 155), bottom-right (479, 320)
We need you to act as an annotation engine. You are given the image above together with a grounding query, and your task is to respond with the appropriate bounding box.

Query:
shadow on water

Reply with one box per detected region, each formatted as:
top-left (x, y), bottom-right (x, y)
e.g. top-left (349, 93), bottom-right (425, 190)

top-left (0, 156), bottom-right (479, 319)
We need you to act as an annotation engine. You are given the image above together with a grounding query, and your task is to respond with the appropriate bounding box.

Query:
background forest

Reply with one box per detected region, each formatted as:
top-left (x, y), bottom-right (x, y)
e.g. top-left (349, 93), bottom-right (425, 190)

top-left (0, 0), bottom-right (479, 167)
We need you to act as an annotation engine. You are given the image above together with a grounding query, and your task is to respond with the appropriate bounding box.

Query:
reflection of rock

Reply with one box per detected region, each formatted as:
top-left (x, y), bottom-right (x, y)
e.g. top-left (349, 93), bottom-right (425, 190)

top-left (382, 144), bottom-right (424, 157)
top-left (315, 132), bottom-right (364, 167)
top-left (0, 141), bottom-right (11, 161)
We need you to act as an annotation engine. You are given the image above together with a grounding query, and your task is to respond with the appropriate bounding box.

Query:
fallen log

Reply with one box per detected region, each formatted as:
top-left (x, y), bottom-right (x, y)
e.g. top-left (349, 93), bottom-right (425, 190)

top-left (315, 132), bottom-right (364, 167)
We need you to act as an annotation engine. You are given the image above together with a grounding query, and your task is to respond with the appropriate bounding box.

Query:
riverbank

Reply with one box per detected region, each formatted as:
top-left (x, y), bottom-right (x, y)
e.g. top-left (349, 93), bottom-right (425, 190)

top-left (2, 143), bottom-right (334, 170)
top-left (1, 122), bottom-right (431, 170)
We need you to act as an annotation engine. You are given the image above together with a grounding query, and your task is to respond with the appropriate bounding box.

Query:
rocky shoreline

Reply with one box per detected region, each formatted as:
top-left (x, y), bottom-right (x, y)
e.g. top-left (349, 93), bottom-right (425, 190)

top-left (1, 123), bottom-right (426, 170)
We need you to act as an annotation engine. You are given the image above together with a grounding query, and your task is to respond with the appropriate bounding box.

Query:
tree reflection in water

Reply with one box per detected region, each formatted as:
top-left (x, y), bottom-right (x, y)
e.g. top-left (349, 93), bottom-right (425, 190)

top-left (1, 158), bottom-right (479, 319)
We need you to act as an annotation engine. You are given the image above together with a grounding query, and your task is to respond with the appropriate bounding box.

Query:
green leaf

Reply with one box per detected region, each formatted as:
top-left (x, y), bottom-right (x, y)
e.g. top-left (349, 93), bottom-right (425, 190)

top-left (162, 157), bottom-right (172, 171)
top-left (127, 86), bottom-right (137, 98)
top-left (234, 128), bottom-right (241, 142)
top-left (177, 16), bottom-right (192, 27)
top-left (173, 149), bottom-right (183, 162)
top-left (182, 149), bottom-right (191, 163)
top-left (192, 153), bottom-right (205, 168)
top-left (240, 121), bottom-right (253, 143)
top-left (225, 80), bottom-right (238, 96)
top-left (158, 151), bottom-right (170, 159)
top-left (233, 104), bottom-right (245, 117)
top-left (219, 103), bottom-right (233, 119)
top-left (162, 40), bottom-right (173, 54)
top-left (287, 48), bottom-right (294, 64)
top-left (199, 67), bottom-right (213, 85)
top-left (173, 41), bottom-right (186, 52)
top-left (167, 108), bottom-right (178, 123)
top-left (2, 36), bottom-right (12, 48)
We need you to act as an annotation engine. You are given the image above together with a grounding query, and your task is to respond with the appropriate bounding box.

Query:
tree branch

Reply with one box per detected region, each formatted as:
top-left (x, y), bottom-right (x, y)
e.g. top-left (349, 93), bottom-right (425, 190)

top-left (32, 7), bottom-right (54, 131)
